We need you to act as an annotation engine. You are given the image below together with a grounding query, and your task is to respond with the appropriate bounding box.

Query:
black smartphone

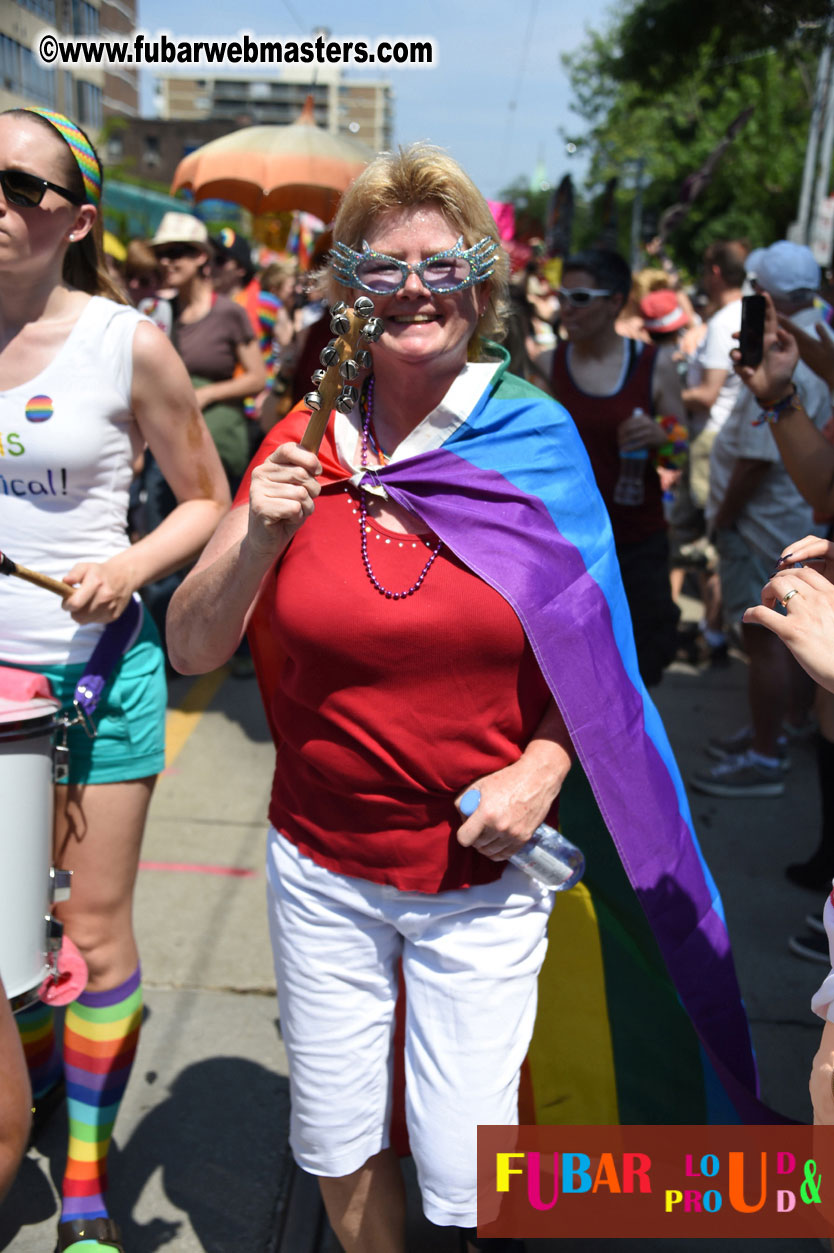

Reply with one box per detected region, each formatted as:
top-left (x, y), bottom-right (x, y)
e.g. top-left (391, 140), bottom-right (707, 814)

top-left (738, 293), bottom-right (766, 367)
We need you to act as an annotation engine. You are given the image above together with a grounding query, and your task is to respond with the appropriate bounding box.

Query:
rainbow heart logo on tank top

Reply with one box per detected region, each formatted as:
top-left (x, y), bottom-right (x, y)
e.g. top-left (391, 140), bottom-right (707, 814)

top-left (25, 395), bottom-right (54, 423)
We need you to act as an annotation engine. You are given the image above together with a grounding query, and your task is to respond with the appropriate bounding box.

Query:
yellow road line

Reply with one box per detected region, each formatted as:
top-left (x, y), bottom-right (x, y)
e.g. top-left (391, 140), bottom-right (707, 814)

top-left (165, 667), bottom-right (228, 768)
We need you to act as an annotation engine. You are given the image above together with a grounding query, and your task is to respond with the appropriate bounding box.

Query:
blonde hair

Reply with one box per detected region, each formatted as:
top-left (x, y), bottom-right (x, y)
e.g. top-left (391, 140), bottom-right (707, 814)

top-left (4, 109), bottom-right (128, 305)
top-left (260, 258), bottom-right (297, 293)
top-left (326, 144), bottom-right (509, 356)
top-left (632, 268), bottom-right (671, 301)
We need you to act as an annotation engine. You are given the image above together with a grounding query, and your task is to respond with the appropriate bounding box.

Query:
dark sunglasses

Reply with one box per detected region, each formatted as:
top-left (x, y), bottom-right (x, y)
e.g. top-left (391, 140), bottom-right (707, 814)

top-left (0, 167), bottom-right (83, 208)
top-left (155, 243), bottom-right (203, 262)
top-left (557, 287), bottom-right (614, 307)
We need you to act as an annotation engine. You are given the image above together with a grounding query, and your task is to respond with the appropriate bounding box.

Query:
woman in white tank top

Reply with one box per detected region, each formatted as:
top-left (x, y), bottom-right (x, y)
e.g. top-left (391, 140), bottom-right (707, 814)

top-left (0, 108), bottom-right (229, 1250)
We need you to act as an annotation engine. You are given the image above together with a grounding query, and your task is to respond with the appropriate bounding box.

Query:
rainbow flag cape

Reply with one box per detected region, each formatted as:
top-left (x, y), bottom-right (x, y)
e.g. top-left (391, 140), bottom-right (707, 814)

top-left (243, 352), bottom-right (788, 1126)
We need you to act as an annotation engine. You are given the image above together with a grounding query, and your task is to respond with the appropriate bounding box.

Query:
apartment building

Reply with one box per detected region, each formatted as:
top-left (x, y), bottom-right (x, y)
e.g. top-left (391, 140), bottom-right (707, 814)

top-left (0, 0), bottom-right (139, 135)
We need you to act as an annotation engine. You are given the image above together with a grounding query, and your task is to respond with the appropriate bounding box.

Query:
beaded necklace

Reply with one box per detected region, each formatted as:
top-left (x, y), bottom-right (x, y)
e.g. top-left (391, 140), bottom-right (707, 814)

top-left (358, 378), bottom-right (443, 600)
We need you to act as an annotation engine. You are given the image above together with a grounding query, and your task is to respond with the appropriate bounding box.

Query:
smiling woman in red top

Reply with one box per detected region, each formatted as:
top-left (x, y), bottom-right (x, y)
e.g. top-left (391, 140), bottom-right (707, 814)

top-left (168, 146), bottom-right (589, 1253)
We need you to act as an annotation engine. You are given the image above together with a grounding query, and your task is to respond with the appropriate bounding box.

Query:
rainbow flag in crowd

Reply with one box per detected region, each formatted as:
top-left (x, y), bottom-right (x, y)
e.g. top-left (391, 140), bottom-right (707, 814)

top-left (243, 354), bottom-right (787, 1126)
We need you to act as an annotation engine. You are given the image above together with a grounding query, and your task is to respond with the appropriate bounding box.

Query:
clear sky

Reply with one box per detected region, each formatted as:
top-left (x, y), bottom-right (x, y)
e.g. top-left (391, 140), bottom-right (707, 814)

top-left (136, 0), bottom-right (616, 201)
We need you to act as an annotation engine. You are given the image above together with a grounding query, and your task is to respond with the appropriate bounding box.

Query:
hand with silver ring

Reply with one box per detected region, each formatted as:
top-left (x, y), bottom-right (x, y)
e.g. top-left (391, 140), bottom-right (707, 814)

top-left (744, 558), bottom-right (834, 693)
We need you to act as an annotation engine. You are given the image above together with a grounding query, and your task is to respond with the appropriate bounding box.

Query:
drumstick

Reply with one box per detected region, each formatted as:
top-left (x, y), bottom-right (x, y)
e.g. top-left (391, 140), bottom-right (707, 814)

top-left (0, 550), bottom-right (73, 598)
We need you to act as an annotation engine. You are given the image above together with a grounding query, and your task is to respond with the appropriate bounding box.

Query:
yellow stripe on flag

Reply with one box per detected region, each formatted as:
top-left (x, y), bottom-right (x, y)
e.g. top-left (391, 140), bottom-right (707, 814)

top-left (527, 881), bottom-right (619, 1124)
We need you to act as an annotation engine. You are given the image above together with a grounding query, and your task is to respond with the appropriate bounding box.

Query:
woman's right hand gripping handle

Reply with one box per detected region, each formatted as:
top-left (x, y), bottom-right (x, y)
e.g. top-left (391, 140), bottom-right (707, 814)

top-left (247, 442), bottom-right (322, 559)
top-left (167, 442), bottom-right (321, 675)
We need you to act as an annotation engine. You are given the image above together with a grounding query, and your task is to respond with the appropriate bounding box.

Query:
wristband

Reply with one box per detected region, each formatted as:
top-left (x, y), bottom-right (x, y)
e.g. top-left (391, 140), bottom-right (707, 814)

top-left (752, 384), bottom-right (800, 427)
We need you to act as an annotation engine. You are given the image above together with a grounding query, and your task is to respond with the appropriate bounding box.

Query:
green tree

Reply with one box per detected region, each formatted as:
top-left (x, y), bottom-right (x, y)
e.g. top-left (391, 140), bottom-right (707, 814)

top-left (563, 9), bottom-right (822, 272)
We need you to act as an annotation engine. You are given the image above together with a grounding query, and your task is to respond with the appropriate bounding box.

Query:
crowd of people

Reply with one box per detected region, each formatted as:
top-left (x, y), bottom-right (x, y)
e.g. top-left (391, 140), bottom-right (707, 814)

top-left (516, 235), bottom-right (834, 971)
top-left (4, 101), bottom-right (834, 1253)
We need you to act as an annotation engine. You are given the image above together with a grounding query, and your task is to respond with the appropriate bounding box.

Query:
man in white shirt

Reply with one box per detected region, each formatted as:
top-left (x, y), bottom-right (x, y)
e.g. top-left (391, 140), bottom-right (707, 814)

top-left (691, 241), bottom-right (831, 799)
top-left (673, 243), bottom-right (746, 662)
top-left (682, 241), bottom-right (746, 505)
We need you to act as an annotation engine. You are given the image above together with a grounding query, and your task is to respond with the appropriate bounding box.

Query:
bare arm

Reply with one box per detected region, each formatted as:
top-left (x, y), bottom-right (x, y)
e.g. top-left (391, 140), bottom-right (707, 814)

top-left (273, 305), bottom-right (295, 351)
top-left (811, 1017), bottom-right (834, 1124)
top-left (166, 441), bottom-right (321, 674)
top-left (526, 342), bottom-right (555, 388)
top-left (456, 699), bottom-right (574, 861)
top-left (652, 347), bottom-right (686, 421)
top-left (193, 337), bottom-right (267, 410)
top-left (712, 457), bottom-right (771, 531)
top-left (0, 979), bottom-right (31, 1203)
top-left (681, 366), bottom-right (728, 414)
top-left (62, 321), bottom-right (230, 624)
top-left (767, 404), bottom-right (834, 515)
top-left (779, 313), bottom-right (834, 390)
top-left (743, 550), bottom-right (834, 694)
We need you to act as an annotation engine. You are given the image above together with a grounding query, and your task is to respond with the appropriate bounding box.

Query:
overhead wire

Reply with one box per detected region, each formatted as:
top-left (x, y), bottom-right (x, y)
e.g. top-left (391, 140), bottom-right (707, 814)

top-left (497, 0), bottom-right (540, 180)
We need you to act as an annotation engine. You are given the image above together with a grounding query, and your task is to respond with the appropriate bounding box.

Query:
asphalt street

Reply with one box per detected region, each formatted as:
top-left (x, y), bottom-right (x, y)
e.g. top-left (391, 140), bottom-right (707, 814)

top-left (2, 616), bottom-right (832, 1252)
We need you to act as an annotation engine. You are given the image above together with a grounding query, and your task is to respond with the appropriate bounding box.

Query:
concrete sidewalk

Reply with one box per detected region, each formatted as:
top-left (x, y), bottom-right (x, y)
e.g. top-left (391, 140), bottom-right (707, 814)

top-left (1, 649), bottom-right (830, 1251)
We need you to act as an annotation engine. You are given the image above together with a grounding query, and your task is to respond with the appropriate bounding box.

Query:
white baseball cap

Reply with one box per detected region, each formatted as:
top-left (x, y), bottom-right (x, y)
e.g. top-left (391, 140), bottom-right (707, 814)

top-left (749, 241), bottom-right (820, 296)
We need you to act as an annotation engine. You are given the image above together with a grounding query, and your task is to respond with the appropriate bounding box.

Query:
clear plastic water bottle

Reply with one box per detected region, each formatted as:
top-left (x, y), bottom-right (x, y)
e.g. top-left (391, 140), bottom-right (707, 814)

top-left (458, 788), bottom-right (585, 891)
top-left (613, 408), bottom-right (649, 506)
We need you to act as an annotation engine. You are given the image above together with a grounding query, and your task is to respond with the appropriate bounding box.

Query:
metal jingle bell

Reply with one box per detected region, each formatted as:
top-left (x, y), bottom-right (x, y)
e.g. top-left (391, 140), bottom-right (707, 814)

top-left (319, 340), bottom-right (341, 367)
top-left (311, 368), bottom-right (327, 386)
top-left (339, 358), bottom-right (359, 380)
top-left (354, 349), bottom-right (373, 370)
top-left (303, 390), bottom-right (322, 412)
top-left (335, 385), bottom-right (359, 413)
top-left (331, 301), bottom-right (347, 316)
top-left (353, 296), bottom-right (374, 316)
top-left (361, 318), bottom-right (384, 342)
top-left (330, 313), bottom-right (351, 335)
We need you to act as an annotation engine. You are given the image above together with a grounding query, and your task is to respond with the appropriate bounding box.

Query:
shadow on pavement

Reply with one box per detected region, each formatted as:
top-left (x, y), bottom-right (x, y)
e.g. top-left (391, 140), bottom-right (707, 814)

top-left (111, 1056), bottom-right (290, 1252)
top-left (2, 1054), bottom-right (290, 1253)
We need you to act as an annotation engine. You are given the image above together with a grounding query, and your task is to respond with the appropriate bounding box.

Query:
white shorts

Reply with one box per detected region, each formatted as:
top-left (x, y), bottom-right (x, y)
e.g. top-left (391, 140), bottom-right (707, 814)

top-left (265, 827), bottom-right (554, 1227)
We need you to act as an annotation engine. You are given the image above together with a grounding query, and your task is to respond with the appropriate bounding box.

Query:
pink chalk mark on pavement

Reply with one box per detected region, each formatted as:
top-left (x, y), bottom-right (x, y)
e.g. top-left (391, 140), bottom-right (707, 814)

top-left (139, 860), bottom-right (257, 878)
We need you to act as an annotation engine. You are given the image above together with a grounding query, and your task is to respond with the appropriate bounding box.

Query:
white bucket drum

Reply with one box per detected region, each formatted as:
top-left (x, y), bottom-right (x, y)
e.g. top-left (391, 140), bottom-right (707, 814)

top-left (0, 694), bottom-right (59, 1011)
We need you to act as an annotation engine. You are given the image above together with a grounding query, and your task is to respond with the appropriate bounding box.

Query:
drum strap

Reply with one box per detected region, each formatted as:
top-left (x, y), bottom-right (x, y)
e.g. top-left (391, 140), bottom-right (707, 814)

top-left (72, 594), bottom-right (144, 723)
top-left (54, 596), bottom-right (144, 780)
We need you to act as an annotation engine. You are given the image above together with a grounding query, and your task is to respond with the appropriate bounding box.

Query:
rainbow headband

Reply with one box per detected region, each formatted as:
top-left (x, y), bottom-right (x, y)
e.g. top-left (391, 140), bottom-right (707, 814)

top-left (22, 107), bottom-right (101, 206)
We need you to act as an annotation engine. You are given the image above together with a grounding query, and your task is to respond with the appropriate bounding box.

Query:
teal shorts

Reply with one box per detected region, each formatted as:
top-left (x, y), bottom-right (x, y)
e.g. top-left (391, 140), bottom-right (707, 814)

top-left (5, 609), bottom-right (167, 785)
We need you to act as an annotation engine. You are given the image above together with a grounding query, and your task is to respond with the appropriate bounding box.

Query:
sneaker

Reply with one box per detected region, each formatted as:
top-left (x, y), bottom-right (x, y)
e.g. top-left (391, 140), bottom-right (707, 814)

top-left (706, 726), bottom-right (790, 770)
top-left (788, 931), bottom-right (831, 964)
top-left (806, 913), bottom-right (827, 936)
top-left (690, 750), bottom-right (786, 798)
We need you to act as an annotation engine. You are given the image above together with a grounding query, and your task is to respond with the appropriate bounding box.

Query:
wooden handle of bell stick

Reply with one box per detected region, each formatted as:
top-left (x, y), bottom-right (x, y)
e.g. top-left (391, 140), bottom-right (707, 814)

top-left (299, 374), bottom-right (342, 455)
top-left (298, 301), bottom-right (378, 454)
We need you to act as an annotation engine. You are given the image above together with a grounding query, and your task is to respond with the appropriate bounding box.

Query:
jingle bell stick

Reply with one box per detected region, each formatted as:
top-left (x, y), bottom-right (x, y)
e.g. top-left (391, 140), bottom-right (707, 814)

top-left (0, 549), bottom-right (73, 598)
top-left (299, 297), bottom-right (383, 454)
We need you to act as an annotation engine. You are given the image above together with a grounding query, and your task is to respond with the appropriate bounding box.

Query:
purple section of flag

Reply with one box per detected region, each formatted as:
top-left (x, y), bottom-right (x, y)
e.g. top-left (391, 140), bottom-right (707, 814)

top-left (374, 449), bottom-right (766, 1107)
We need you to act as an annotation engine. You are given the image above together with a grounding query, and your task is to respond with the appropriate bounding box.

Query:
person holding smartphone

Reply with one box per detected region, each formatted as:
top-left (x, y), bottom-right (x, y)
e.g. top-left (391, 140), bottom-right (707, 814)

top-left (691, 241), bottom-right (831, 800)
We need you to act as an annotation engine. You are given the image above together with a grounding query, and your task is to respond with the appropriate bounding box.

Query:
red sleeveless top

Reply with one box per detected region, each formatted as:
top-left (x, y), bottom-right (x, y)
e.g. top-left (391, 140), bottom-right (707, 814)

top-left (551, 339), bottom-right (665, 545)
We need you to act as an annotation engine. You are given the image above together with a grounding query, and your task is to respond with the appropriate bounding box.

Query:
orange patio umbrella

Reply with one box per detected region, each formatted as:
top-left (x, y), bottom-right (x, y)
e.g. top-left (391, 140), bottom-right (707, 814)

top-left (169, 96), bottom-right (376, 223)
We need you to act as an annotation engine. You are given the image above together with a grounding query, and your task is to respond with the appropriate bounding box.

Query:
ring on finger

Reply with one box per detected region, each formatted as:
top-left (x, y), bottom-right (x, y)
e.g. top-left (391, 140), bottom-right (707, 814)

top-left (781, 588), bottom-right (800, 606)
